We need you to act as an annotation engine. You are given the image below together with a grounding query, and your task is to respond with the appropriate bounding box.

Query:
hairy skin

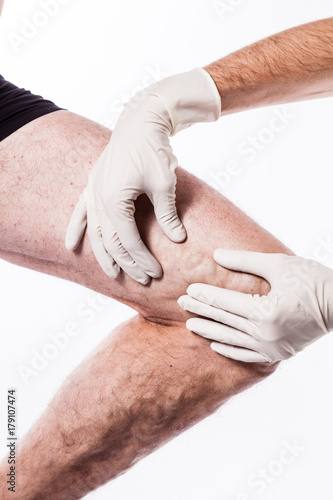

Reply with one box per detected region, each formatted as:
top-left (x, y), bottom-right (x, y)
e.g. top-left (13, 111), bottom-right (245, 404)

top-left (205, 18), bottom-right (333, 115)
top-left (3, 318), bottom-right (275, 499)
top-left (0, 110), bottom-right (290, 499)
top-left (0, 16), bottom-right (331, 498)
top-left (0, 111), bottom-right (290, 324)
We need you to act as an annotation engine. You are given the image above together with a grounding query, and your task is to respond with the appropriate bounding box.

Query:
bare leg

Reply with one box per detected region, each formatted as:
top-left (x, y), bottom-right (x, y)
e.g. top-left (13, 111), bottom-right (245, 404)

top-left (2, 317), bottom-right (275, 500)
top-left (0, 111), bottom-right (291, 498)
top-left (0, 111), bottom-right (290, 323)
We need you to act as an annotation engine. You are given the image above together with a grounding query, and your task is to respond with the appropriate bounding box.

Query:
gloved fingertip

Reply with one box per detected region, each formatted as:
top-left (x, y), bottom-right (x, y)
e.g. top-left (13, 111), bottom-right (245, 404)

top-left (210, 343), bottom-right (219, 353)
top-left (177, 295), bottom-right (186, 309)
top-left (105, 269), bottom-right (118, 279)
top-left (146, 262), bottom-right (163, 279)
top-left (132, 271), bottom-right (151, 285)
top-left (156, 212), bottom-right (186, 243)
top-left (148, 271), bottom-right (163, 279)
top-left (65, 236), bottom-right (78, 251)
top-left (186, 318), bottom-right (196, 331)
top-left (105, 262), bottom-right (121, 279)
top-left (168, 224), bottom-right (187, 244)
top-left (186, 283), bottom-right (200, 297)
top-left (213, 248), bottom-right (229, 263)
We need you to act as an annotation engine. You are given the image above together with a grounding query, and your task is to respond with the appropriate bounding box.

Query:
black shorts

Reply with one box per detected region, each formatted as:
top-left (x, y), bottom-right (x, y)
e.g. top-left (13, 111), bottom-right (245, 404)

top-left (0, 75), bottom-right (64, 141)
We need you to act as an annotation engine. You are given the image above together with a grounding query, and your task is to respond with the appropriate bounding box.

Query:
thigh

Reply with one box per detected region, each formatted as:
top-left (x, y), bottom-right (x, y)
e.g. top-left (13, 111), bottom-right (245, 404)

top-left (0, 110), bottom-right (292, 324)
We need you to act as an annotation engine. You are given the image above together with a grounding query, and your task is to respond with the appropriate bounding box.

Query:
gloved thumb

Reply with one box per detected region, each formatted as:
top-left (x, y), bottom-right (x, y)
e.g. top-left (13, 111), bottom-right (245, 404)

top-left (65, 192), bottom-right (88, 250)
top-left (153, 191), bottom-right (186, 243)
top-left (213, 248), bottom-right (275, 281)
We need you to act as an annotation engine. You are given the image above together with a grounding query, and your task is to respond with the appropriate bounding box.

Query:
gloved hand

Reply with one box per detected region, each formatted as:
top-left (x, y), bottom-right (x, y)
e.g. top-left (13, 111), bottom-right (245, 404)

top-left (65, 68), bottom-right (221, 285)
top-left (178, 249), bottom-right (333, 362)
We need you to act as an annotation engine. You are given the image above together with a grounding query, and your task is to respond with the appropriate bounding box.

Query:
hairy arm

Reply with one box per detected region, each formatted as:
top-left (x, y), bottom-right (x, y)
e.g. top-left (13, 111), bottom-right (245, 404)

top-left (205, 17), bottom-right (333, 115)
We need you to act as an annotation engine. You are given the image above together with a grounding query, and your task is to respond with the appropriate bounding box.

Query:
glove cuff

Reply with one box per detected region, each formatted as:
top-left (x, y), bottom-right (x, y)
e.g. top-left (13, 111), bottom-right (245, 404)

top-left (313, 263), bottom-right (333, 332)
top-left (324, 276), bottom-right (333, 332)
top-left (148, 67), bottom-right (221, 136)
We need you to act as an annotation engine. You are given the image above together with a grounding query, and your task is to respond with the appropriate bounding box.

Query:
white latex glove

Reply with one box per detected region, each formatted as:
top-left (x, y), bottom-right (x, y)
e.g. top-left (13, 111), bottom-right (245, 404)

top-left (65, 68), bottom-right (221, 285)
top-left (178, 249), bottom-right (333, 362)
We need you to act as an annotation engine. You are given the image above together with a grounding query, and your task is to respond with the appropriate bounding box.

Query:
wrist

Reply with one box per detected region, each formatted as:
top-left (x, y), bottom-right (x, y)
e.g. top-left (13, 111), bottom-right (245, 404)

top-left (204, 51), bottom-right (269, 117)
top-left (147, 68), bottom-right (221, 136)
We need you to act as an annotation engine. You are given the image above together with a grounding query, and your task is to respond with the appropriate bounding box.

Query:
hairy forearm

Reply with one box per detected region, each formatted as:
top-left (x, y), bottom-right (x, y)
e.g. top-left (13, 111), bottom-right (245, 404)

top-left (205, 17), bottom-right (333, 115)
top-left (0, 316), bottom-right (275, 499)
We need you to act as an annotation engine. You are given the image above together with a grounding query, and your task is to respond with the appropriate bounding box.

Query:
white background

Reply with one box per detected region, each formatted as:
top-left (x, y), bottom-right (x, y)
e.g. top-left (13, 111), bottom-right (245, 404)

top-left (1, 1), bottom-right (333, 499)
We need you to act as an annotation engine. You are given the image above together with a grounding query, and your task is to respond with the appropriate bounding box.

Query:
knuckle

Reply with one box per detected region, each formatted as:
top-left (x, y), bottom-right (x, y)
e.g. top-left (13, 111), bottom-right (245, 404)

top-left (157, 210), bottom-right (178, 225)
top-left (104, 236), bottom-right (123, 257)
top-left (113, 198), bottom-right (136, 220)
top-left (122, 239), bottom-right (142, 257)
